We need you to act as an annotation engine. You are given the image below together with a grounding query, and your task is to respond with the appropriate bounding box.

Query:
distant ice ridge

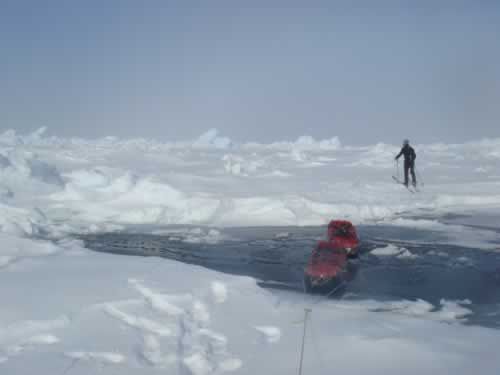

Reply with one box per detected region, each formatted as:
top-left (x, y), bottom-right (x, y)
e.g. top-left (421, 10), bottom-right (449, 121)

top-left (1, 127), bottom-right (500, 230)
top-left (0, 148), bottom-right (63, 187)
top-left (0, 127), bottom-right (342, 151)
top-left (243, 135), bottom-right (342, 151)
top-left (3, 127), bottom-right (500, 157)
top-left (193, 129), bottom-right (232, 149)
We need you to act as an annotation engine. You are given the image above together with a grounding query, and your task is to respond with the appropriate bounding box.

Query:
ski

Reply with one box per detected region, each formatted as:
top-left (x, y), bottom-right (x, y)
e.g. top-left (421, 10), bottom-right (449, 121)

top-left (392, 176), bottom-right (416, 193)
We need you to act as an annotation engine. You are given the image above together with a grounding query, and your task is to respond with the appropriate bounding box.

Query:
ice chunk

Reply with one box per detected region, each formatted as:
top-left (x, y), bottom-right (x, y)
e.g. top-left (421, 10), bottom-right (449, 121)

top-left (211, 281), bottom-right (228, 303)
top-left (183, 352), bottom-right (213, 375)
top-left (65, 351), bottom-right (125, 364)
top-left (255, 326), bottom-right (281, 343)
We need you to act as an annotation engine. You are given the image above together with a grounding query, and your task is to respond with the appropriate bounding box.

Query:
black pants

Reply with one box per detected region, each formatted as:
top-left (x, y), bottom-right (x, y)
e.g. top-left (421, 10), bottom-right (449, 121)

top-left (404, 161), bottom-right (416, 186)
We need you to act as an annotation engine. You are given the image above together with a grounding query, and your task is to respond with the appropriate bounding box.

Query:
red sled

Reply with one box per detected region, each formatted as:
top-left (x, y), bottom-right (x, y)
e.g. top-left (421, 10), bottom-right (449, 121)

top-left (304, 220), bottom-right (359, 293)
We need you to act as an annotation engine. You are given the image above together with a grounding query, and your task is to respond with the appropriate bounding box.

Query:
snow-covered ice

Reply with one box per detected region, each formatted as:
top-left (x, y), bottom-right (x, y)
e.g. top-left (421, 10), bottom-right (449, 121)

top-left (1, 128), bottom-right (500, 374)
top-left (254, 326), bottom-right (281, 343)
top-left (372, 245), bottom-right (419, 259)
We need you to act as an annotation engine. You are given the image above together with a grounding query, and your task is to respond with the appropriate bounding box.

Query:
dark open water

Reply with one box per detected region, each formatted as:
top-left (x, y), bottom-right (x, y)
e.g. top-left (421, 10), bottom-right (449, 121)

top-left (82, 218), bottom-right (500, 328)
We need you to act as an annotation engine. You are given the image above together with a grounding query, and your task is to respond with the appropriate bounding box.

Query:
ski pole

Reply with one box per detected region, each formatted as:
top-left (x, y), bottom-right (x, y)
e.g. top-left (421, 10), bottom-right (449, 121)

top-left (415, 167), bottom-right (425, 187)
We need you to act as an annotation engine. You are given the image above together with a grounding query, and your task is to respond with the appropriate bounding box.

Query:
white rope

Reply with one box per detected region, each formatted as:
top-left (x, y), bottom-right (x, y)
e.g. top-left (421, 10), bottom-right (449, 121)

top-left (307, 313), bottom-right (330, 373)
top-left (298, 308), bottom-right (311, 375)
top-left (415, 166), bottom-right (425, 187)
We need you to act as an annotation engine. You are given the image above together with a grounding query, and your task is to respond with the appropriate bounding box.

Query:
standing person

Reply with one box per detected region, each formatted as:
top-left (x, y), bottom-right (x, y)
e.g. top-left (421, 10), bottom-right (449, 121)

top-left (395, 139), bottom-right (417, 187)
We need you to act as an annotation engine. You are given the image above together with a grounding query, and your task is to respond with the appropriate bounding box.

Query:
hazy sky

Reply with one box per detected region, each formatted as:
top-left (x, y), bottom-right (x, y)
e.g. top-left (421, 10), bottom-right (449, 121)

top-left (1, 1), bottom-right (499, 145)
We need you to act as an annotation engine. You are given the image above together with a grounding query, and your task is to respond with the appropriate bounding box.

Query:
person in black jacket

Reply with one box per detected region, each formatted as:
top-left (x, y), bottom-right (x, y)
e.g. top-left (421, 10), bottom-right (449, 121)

top-left (395, 139), bottom-right (417, 187)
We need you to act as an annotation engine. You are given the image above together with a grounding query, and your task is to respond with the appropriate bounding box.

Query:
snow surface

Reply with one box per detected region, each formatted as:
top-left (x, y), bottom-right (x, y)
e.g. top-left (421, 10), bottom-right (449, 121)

top-left (1, 128), bottom-right (500, 374)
